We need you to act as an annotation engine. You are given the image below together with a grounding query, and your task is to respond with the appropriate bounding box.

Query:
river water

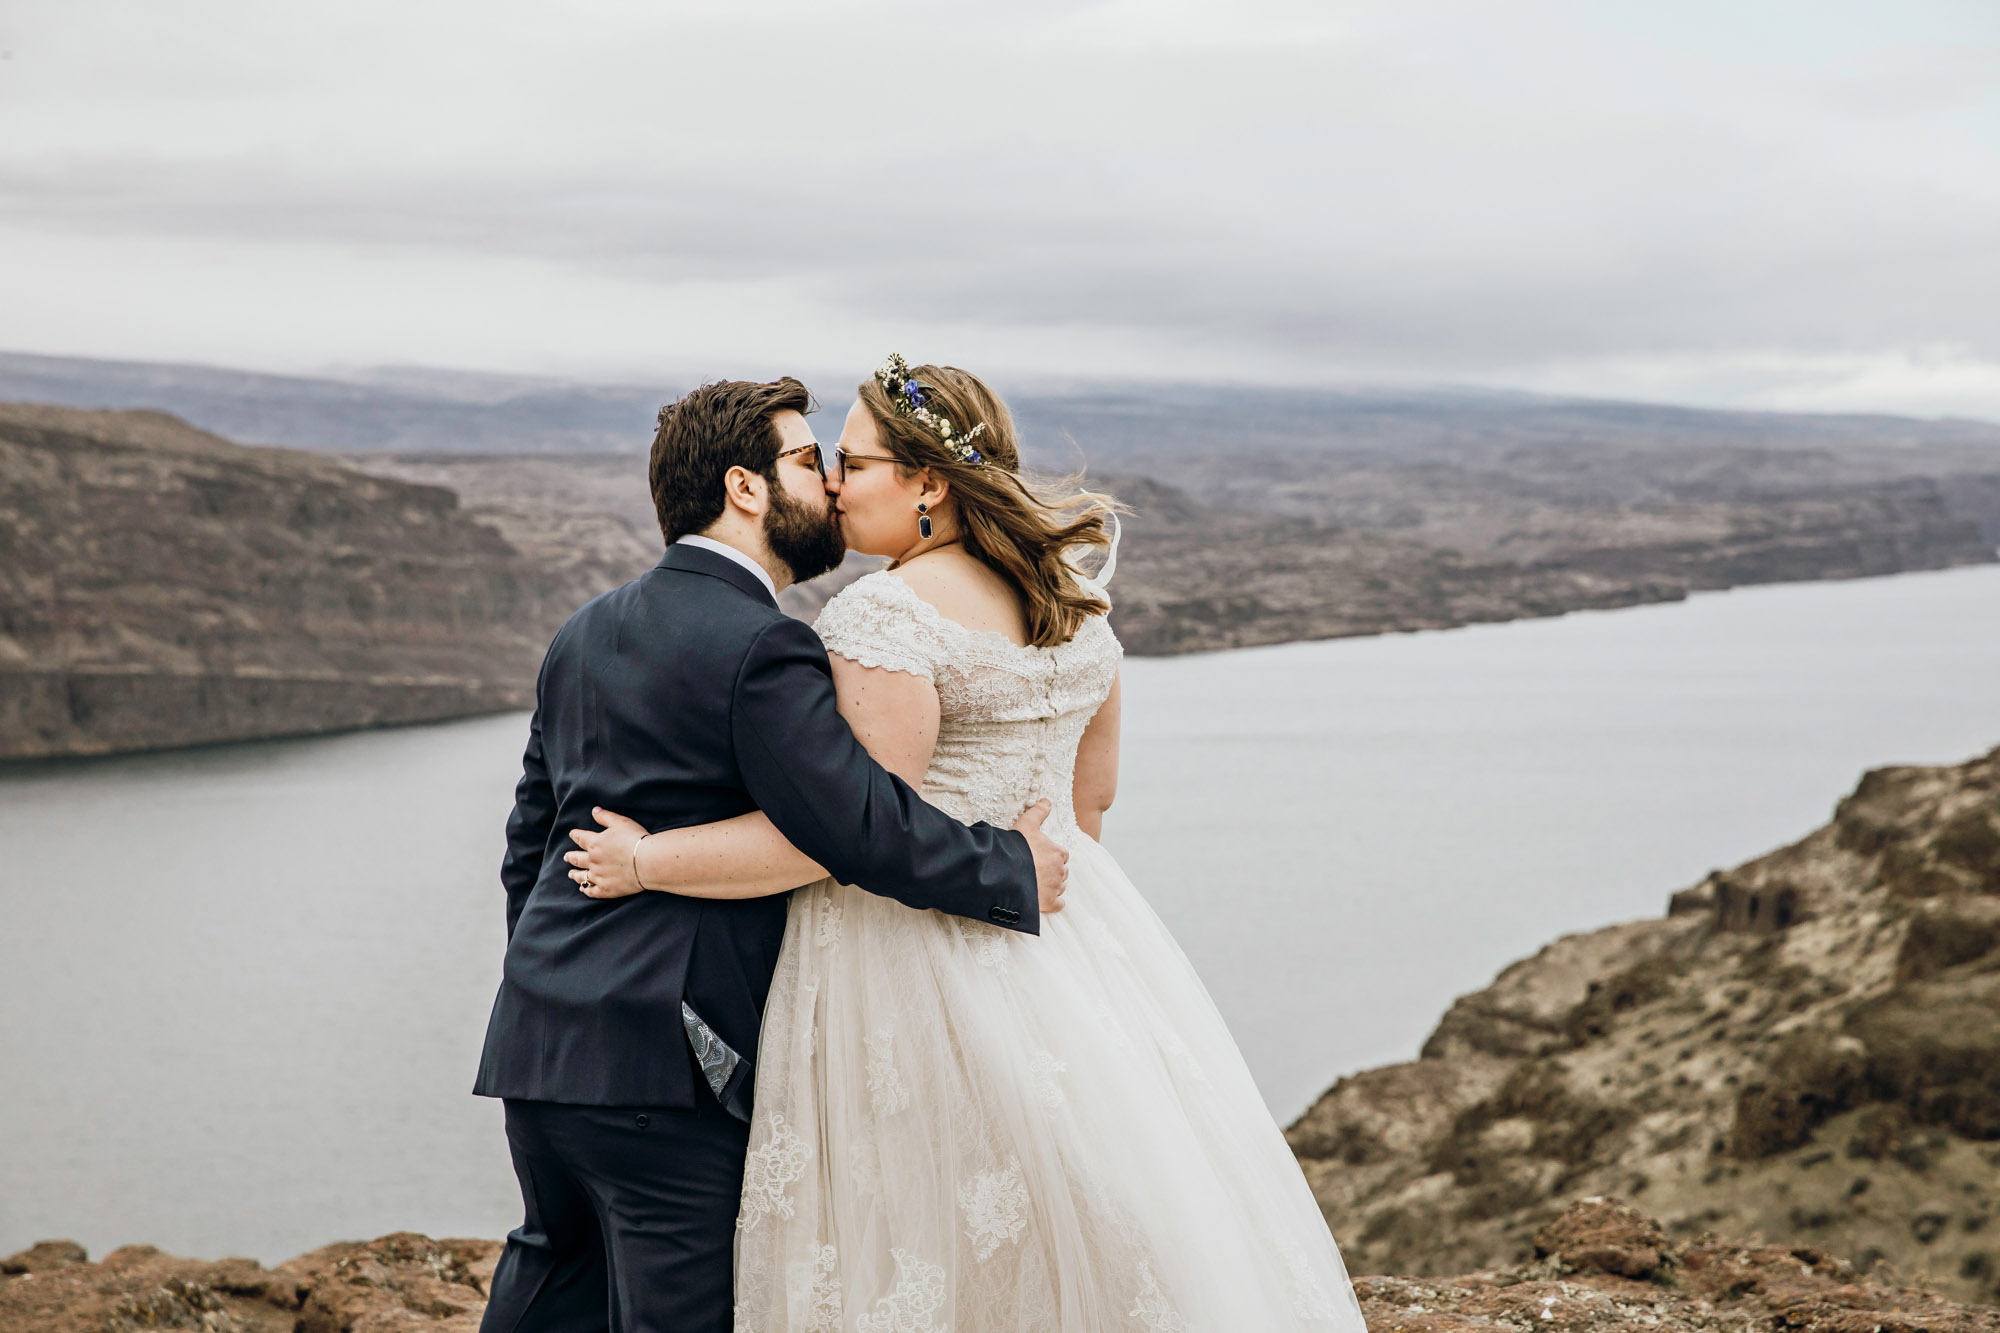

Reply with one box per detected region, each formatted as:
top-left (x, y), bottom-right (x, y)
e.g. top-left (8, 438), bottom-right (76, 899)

top-left (3, 564), bottom-right (1998, 1263)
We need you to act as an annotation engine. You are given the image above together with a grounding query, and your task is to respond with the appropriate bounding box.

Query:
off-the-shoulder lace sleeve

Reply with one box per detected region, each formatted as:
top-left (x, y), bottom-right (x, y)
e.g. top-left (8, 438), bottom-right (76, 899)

top-left (812, 573), bottom-right (943, 681)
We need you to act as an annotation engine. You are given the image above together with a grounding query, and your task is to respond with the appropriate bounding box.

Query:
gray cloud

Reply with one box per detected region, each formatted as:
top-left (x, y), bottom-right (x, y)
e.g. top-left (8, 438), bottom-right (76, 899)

top-left (3, 0), bottom-right (1999, 414)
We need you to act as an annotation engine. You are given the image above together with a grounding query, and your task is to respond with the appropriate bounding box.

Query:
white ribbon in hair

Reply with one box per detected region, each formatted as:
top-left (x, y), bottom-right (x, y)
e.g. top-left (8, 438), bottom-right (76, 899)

top-left (1066, 501), bottom-right (1121, 598)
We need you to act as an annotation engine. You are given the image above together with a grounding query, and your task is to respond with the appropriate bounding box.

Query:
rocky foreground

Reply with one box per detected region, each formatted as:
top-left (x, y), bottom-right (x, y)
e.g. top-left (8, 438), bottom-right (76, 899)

top-left (1289, 745), bottom-right (2000, 1304)
top-left (0, 1232), bottom-right (501, 1333)
top-left (8, 1199), bottom-right (1998, 1333)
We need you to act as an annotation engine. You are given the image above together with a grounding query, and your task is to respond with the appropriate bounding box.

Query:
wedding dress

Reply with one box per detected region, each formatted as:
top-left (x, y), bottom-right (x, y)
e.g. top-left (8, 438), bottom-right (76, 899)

top-left (732, 563), bottom-right (1364, 1333)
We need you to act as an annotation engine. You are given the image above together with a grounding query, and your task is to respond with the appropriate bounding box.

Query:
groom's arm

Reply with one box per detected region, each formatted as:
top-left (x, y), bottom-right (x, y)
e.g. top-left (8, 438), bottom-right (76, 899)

top-left (730, 615), bottom-right (1039, 934)
top-left (499, 667), bottom-right (557, 939)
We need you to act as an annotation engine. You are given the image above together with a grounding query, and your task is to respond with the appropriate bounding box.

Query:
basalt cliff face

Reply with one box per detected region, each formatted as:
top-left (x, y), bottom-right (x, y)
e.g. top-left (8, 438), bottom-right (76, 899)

top-left (335, 451), bottom-right (879, 625)
top-left (1102, 472), bottom-right (1996, 655)
top-left (1288, 745), bottom-right (2000, 1304)
top-left (8, 1201), bottom-right (2000, 1333)
top-left (0, 404), bottom-right (639, 759)
top-left (339, 457), bottom-right (1999, 661)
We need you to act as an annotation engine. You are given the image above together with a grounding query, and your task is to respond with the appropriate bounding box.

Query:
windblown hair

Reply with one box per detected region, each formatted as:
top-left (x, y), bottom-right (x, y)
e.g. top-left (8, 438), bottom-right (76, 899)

top-left (858, 364), bottom-right (1118, 648)
top-left (649, 377), bottom-right (813, 544)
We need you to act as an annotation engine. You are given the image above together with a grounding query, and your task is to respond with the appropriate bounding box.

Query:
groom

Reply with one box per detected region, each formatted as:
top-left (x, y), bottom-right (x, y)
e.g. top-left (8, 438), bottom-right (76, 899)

top-left (473, 376), bottom-right (1069, 1333)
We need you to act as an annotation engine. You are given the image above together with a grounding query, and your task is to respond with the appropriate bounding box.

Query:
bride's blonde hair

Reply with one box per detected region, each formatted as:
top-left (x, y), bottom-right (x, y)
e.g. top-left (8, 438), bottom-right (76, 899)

top-left (857, 363), bottom-right (1119, 648)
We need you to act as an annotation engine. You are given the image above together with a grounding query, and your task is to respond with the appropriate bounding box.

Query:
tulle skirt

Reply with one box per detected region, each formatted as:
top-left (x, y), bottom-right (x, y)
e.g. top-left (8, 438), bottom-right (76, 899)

top-left (731, 827), bottom-right (1365, 1332)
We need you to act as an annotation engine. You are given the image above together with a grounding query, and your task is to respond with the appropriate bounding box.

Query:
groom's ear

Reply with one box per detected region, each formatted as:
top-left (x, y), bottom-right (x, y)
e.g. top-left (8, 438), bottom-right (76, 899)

top-left (721, 464), bottom-right (771, 517)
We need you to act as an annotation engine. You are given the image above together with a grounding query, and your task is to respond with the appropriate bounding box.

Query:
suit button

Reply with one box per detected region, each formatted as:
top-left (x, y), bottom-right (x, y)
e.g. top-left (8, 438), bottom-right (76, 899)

top-left (634, 1114), bottom-right (650, 1128)
top-left (988, 906), bottom-right (1020, 925)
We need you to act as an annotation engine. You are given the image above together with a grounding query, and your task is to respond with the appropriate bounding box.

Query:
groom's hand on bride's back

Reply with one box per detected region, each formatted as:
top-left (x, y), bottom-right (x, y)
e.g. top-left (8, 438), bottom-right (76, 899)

top-left (1013, 799), bottom-right (1069, 915)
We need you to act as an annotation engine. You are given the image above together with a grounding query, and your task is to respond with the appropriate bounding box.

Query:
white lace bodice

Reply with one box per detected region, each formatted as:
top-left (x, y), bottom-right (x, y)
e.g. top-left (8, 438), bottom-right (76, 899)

top-left (813, 572), bottom-right (1122, 839)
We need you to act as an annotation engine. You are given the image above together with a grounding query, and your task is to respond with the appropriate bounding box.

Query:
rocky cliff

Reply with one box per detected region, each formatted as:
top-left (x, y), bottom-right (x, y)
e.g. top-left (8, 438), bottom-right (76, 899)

top-left (340, 456), bottom-right (1999, 660)
top-left (1103, 472), bottom-right (1996, 654)
top-left (0, 404), bottom-right (640, 759)
top-left (8, 1200), bottom-right (1998, 1333)
top-left (1288, 745), bottom-right (2000, 1303)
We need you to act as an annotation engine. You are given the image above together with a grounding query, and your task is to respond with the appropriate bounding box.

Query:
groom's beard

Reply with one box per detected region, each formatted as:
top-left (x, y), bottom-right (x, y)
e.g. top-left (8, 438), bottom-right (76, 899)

top-left (764, 484), bottom-right (847, 586)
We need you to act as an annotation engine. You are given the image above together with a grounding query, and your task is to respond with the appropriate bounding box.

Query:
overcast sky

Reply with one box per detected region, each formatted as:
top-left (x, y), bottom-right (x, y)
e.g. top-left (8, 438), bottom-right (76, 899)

top-left (4, 0), bottom-right (1999, 415)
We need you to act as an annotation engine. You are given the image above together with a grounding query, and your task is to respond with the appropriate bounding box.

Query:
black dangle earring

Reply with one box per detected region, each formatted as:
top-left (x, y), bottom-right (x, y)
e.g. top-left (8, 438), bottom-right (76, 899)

top-left (917, 502), bottom-right (933, 540)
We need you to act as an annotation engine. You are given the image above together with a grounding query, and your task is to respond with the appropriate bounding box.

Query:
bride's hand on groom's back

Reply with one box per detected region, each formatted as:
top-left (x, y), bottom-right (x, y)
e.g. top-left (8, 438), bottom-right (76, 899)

top-left (565, 808), bottom-right (647, 899)
top-left (1013, 799), bottom-right (1069, 916)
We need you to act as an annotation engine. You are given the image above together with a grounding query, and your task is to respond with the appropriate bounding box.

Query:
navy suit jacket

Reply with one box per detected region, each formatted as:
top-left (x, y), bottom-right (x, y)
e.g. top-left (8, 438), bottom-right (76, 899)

top-left (474, 543), bottom-right (1038, 1117)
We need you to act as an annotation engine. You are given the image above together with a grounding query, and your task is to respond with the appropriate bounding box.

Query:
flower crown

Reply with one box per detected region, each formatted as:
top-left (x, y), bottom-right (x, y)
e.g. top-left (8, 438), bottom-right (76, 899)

top-left (874, 354), bottom-right (988, 466)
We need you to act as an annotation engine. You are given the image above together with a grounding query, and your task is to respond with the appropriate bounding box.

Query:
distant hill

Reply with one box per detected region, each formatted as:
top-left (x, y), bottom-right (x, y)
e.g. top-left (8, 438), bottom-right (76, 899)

top-left (0, 352), bottom-right (667, 454)
top-left (10, 348), bottom-right (2000, 471)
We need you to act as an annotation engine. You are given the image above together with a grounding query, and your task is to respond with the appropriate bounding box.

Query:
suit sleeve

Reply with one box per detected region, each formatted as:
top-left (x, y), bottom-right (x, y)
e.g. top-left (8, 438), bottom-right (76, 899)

top-left (731, 615), bottom-right (1040, 934)
top-left (499, 667), bottom-right (557, 940)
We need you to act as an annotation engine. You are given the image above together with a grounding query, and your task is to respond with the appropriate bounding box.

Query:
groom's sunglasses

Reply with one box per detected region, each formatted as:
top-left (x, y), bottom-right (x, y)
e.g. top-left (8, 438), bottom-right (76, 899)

top-left (776, 442), bottom-right (899, 483)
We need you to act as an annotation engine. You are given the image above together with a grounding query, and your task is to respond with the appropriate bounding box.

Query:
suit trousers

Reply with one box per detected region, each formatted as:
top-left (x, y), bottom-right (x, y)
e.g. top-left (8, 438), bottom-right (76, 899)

top-left (479, 1043), bottom-right (749, 1333)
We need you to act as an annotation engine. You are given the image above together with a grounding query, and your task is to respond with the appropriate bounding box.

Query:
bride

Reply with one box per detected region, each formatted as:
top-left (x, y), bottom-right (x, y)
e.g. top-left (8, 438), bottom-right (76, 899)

top-left (565, 357), bottom-right (1363, 1332)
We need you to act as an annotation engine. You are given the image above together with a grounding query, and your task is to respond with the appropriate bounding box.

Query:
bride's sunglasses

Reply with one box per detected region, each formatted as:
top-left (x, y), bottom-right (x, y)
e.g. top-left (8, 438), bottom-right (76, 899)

top-left (776, 442), bottom-right (899, 483)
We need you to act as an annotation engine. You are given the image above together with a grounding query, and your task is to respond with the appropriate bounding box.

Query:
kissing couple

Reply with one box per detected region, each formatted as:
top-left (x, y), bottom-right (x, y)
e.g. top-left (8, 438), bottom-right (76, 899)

top-left (472, 359), bottom-right (1364, 1332)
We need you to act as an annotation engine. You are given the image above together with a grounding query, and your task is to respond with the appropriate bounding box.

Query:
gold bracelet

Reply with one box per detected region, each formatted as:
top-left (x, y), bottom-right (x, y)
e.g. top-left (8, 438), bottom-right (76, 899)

top-left (631, 832), bottom-right (654, 892)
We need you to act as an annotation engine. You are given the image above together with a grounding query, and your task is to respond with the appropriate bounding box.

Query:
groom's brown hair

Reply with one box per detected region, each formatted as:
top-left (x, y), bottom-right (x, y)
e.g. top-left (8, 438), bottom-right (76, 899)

top-left (650, 377), bottom-right (814, 543)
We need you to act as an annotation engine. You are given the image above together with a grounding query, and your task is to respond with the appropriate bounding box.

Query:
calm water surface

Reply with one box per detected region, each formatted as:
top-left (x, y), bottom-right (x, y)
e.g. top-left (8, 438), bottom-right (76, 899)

top-left (4, 564), bottom-right (1999, 1262)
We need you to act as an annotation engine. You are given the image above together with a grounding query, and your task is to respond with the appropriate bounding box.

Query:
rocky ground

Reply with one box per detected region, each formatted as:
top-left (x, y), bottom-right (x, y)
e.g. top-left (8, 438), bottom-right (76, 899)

top-left (8, 1199), bottom-right (1998, 1333)
top-left (1288, 745), bottom-right (2000, 1304)
top-left (1350, 1196), bottom-right (2000, 1333)
top-left (0, 1232), bottom-right (501, 1333)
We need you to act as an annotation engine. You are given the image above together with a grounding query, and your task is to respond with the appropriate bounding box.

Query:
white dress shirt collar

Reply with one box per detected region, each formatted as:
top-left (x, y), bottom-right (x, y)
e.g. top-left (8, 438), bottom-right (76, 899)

top-left (673, 534), bottom-right (779, 602)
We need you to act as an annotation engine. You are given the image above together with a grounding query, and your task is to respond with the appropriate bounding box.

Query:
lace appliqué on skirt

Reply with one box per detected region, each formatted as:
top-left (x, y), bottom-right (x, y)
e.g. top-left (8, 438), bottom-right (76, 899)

top-left (739, 1114), bottom-right (810, 1229)
top-left (957, 1158), bottom-right (1029, 1261)
top-left (1131, 1260), bottom-right (1192, 1332)
top-left (814, 893), bottom-right (843, 949)
top-left (864, 1023), bottom-right (910, 1115)
top-left (1027, 1051), bottom-right (1067, 1111)
top-left (853, 1250), bottom-right (948, 1333)
top-left (786, 1245), bottom-right (841, 1333)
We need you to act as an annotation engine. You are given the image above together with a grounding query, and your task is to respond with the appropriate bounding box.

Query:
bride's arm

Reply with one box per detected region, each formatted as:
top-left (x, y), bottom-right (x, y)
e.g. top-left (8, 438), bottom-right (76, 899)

top-left (1072, 672), bottom-right (1121, 841)
top-left (823, 654), bottom-right (939, 787)
top-left (566, 808), bottom-right (826, 900)
top-left (562, 656), bottom-right (941, 900)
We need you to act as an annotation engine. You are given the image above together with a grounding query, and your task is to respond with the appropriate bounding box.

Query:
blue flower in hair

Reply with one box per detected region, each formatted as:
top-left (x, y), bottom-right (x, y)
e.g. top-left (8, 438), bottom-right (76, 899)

top-left (903, 383), bottom-right (926, 408)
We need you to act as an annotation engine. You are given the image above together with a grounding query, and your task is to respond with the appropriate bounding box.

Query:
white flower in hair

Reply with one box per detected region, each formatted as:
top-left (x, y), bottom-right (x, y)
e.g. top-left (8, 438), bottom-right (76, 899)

top-left (874, 354), bottom-right (989, 466)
